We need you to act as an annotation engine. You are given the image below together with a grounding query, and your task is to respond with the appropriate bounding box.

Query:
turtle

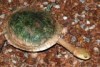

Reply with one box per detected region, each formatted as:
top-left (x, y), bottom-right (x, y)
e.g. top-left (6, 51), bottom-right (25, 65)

top-left (0, 7), bottom-right (90, 60)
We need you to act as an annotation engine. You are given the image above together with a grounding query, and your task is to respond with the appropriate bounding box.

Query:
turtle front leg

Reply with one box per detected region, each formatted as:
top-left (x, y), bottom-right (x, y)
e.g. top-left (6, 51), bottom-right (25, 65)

top-left (57, 38), bottom-right (90, 60)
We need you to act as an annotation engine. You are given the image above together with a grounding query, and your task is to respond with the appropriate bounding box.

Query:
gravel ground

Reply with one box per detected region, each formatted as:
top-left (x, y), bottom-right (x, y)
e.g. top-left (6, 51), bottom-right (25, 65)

top-left (0, 0), bottom-right (100, 67)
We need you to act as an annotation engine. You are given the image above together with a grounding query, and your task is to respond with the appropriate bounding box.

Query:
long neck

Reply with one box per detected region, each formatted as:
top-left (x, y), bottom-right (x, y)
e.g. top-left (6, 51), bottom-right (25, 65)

top-left (57, 38), bottom-right (90, 60)
top-left (57, 38), bottom-right (75, 53)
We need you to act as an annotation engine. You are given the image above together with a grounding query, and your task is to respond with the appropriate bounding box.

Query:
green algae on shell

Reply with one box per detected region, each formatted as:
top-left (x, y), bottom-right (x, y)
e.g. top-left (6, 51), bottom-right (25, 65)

top-left (9, 11), bottom-right (56, 45)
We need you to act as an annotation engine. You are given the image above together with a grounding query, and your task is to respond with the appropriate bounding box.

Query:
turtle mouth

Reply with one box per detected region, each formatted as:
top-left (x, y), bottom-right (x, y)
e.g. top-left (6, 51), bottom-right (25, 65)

top-left (9, 11), bottom-right (56, 45)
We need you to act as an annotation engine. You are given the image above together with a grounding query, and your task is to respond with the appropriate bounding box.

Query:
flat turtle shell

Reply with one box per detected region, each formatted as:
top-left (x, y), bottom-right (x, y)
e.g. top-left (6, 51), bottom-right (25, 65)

top-left (5, 9), bottom-right (62, 52)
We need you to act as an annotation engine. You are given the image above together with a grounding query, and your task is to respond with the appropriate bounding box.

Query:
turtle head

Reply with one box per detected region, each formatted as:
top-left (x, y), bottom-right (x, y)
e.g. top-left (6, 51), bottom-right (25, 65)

top-left (73, 48), bottom-right (90, 60)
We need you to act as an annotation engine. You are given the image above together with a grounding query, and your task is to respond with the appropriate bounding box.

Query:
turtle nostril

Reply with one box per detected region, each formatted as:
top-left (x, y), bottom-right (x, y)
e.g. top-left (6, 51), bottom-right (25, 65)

top-left (84, 55), bottom-right (90, 59)
top-left (84, 56), bottom-right (88, 58)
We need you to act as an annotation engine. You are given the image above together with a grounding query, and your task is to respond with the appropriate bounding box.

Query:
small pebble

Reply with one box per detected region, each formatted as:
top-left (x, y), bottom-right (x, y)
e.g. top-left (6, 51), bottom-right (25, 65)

top-left (24, 53), bottom-right (28, 58)
top-left (96, 39), bottom-right (100, 45)
top-left (97, 4), bottom-right (100, 7)
top-left (64, 54), bottom-right (68, 59)
top-left (8, 0), bottom-right (12, 3)
top-left (74, 13), bottom-right (79, 18)
top-left (63, 16), bottom-right (68, 20)
top-left (43, 2), bottom-right (48, 5)
top-left (81, 11), bottom-right (86, 18)
top-left (9, 7), bottom-right (13, 10)
top-left (80, 0), bottom-right (85, 3)
top-left (39, 59), bottom-right (44, 64)
top-left (86, 20), bottom-right (90, 24)
top-left (7, 49), bottom-right (13, 52)
top-left (30, 53), bottom-right (38, 58)
top-left (74, 3), bottom-right (78, 6)
top-left (56, 53), bottom-right (62, 58)
top-left (81, 14), bottom-right (85, 18)
top-left (24, 2), bottom-right (29, 6)
top-left (71, 36), bottom-right (77, 42)
top-left (93, 47), bottom-right (99, 53)
top-left (62, 51), bottom-right (67, 54)
top-left (72, 22), bottom-right (76, 25)
top-left (64, 0), bottom-right (67, 3)
top-left (12, 60), bottom-right (17, 64)
top-left (45, 3), bottom-right (56, 11)
top-left (0, 14), bottom-right (5, 19)
top-left (81, 11), bottom-right (86, 14)
top-left (43, 7), bottom-right (47, 10)
top-left (85, 6), bottom-right (89, 11)
top-left (62, 27), bottom-right (68, 35)
top-left (4, 41), bottom-right (8, 47)
top-left (80, 24), bottom-right (95, 31)
top-left (80, 24), bottom-right (86, 30)
top-left (74, 18), bottom-right (80, 23)
top-left (4, 48), bottom-right (13, 54)
top-left (83, 36), bottom-right (90, 42)
top-left (89, 25), bottom-right (95, 30)
top-left (40, 4), bottom-right (44, 8)
top-left (53, 5), bottom-right (60, 9)
top-left (85, 27), bottom-right (89, 31)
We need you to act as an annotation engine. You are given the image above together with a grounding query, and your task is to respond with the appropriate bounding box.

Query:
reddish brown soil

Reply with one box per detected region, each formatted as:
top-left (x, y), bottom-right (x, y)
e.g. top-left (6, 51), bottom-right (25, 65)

top-left (0, 0), bottom-right (100, 67)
